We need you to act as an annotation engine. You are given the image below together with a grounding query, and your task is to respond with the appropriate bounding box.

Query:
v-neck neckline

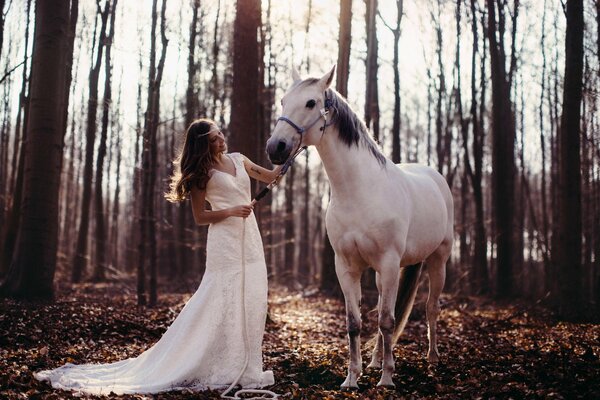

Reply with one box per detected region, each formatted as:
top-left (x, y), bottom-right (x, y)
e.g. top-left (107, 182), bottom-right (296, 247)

top-left (211, 154), bottom-right (237, 178)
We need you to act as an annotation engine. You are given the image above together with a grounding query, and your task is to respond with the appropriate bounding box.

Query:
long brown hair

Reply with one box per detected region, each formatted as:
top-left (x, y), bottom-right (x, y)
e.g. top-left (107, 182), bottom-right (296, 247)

top-left (165, 118), bottom-right (216, 202)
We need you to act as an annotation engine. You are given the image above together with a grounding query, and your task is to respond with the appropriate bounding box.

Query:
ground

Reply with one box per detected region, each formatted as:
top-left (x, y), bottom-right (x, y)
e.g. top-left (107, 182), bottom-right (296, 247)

top-left (0, 280), bottom-right (598, 399)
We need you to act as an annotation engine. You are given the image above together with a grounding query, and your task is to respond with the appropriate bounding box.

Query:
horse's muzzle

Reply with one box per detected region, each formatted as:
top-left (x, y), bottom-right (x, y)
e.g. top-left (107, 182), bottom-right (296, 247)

top-left (266, 138), bottom-right (292, 165)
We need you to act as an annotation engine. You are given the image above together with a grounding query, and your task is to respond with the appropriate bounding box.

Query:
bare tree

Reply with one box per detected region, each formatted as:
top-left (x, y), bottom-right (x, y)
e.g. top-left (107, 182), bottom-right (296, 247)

top-left (539, 0), bottom-right (550, 266)
top-left (380, 0), bottom-right (403, 163)
top-left (139, 0), bottom-right (168, 307)
top-left (92, 0), bottom-right (117, 282)
top-left (486, 0), bottom-right (518, 298)
top-left (336, 0), bottom-right (352, 97)
top-left (556, 0), bottom-right (584, 320)
top-left (230, 0), bottom-right (261, 173)
top-left (109, 69), bottom-right (123, 271)
top-left (0, 0), bottom-right (76, 299)
top-left (321, 0), bottom-right (352, 296)
top-left (71, 0), bottom-right (110, 283)
top-left (0, 0), bottom-right (5, 58)
top-left (1, 0), bottom-right (32, 277)
top-left (364, 0), bottom-right (380, 142)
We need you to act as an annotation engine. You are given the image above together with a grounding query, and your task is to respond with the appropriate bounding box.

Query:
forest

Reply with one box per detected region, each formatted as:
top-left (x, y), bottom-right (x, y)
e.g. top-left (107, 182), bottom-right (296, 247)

top-left (0, 0), bottom-right (599, 398)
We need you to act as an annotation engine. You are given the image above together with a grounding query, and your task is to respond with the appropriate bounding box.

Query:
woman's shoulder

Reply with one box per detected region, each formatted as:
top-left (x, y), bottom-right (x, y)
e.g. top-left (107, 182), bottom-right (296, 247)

top-left (229, 152), bottom-right (247, 163)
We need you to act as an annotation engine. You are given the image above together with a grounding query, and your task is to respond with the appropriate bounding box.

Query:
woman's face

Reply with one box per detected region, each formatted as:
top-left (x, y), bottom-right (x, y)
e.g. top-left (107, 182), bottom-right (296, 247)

top-left (207, 125), bottom-right (227, 156)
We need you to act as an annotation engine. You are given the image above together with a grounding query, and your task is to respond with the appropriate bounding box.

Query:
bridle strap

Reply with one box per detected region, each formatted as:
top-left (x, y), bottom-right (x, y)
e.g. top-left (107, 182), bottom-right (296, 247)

top-left (276, 113), bottom-right (324, 136)
top-left (276, 116), bottom-right (305, 134)
top-left (273, 90), bottom-right (334, 167)
top-left (276, 90), bottom-right (334, 137)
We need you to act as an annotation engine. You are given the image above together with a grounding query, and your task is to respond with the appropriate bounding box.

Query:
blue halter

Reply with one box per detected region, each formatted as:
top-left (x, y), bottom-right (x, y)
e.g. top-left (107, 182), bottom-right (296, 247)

top-left (276, 93), bottom-right (334, 136)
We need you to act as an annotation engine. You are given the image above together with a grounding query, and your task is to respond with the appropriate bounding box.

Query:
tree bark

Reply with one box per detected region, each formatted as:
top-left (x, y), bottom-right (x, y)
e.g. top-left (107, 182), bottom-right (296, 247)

top-left (71, 0), bottom-right (110, 283)
top-left (467, 0), bottom-right (488, 294)
top-left (230, 0), bottom-right (261, 183)
top-left (140, 0), bottom-right (168, 307)
top-left (0, 0), bottom-right (73, 299)
top-left (92, 0), bottom-right (117, 282)
top-left (336, 0), bottom-right (352, 97)
top-left (0, 0), bottom-right (5, 58)
top-left (1, 0), bottom-right (32, 277)
top-left (380, 0), bottom-right (403, 163)
top-left (433, 3), bottom-right (447, 176)
top-left (364, 0), bottom-right (380, 142)
top-left (486, 0), bottom-right (517, 298)
top-left (321, 0), bottom-right (352, 297)
top-left (556, 0), bottom-right (584, 320)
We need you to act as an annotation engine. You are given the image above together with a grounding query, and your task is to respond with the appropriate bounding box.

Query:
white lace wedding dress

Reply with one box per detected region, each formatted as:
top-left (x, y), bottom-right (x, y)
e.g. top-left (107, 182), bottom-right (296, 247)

top-left (35, 152), bottom-right (274, 395)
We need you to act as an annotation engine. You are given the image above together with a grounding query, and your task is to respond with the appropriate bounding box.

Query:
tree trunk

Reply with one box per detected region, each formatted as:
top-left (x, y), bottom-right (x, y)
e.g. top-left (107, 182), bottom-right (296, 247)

top-left (71, 1), bottom-right (110, 283)
top-left (321, 0), bottom-right (352, 297)
top-left (140, 0), bottom-right (168, 307)
top-left (230, 0), bottom-right (261, 185)
top-left (110, 72), bottom-right (123, 272)
top-left (486, 0), bottom-right (517, 298)
top-left (92, 0), bottom-right (117, 282)
top-left (364, 0), bottom-right (380, 142)
top-left (0, 0), bottom-right (73, 299)
top-left (556, 0), bottom-right (584, 320)
top-left (433, 3), bottom-right (447, 176)
top-left (336, 0), bottom-right (352, 97)
top-left (468, 0), bottom-right (488, 294)
top-left (1, 0), bottom-right (32, 277)
top-left (539, 0), bottom-right (550, 267)
top-left (387, 0), bottom-right (403, 163)
top-left (0, 0), bottom-right (5, 57)
top-left (0, 61), bottom-right (11, 254)
top-left (284, 166), bottom-right (295, 286)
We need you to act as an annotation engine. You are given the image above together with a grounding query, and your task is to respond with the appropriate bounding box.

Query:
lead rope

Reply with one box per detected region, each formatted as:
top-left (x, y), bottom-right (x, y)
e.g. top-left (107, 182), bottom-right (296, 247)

top-left (220, 219), bottom-right (278, 400)
top-left (220, 145), bottom-right (310, 400)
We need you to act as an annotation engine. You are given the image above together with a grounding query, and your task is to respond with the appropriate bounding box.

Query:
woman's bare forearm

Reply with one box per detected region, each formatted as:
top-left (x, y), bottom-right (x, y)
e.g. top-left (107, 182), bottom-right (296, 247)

top-left (194, 209), bottom-right (231, 225)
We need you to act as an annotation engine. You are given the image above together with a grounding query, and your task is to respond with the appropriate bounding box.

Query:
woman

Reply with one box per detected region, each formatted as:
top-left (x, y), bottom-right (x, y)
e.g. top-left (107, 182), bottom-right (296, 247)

top-left (35, 118), bottom-right (279, 395)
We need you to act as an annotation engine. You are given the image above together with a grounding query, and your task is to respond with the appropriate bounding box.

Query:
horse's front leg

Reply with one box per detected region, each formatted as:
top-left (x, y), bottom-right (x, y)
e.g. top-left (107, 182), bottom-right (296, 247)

top-left (335, 256), bottom-right (362, 390)
top-left (377, 262), bottom-right (401, 388)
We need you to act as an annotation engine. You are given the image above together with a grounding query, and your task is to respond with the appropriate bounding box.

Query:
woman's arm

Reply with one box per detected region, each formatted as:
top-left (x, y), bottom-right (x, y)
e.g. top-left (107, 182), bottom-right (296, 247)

top-left (190, 186), bottom-right (253, 225)
top-left (241, 154), bottom-right (283, 184)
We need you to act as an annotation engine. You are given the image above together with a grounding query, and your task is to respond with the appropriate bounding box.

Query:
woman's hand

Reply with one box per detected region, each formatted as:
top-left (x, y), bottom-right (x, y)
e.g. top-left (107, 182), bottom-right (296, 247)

top-left (228, 204), bottom-right (254, 218)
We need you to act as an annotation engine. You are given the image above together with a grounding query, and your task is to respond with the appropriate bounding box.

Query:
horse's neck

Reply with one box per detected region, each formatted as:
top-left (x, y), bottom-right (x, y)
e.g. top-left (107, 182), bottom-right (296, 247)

top-left (316, 126), bottom-right (384, 199)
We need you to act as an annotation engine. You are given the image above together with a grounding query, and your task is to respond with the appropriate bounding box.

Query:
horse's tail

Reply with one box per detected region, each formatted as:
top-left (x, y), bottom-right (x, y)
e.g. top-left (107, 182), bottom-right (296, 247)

top-left (392, 263), bottom-right (423, 344)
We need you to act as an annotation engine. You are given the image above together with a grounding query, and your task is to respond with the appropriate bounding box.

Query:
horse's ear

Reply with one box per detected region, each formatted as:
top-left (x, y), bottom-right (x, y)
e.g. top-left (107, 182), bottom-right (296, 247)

top-left (292, 66), bottom-right (301, 83)
top-left (319, 65), bottom-right (336, 89)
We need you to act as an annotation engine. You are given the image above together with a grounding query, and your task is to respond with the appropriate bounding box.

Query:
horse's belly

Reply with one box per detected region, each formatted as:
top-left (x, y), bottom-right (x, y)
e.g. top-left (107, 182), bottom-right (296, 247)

top-left (328, 218), bottom-right (407, 270)
top-left (401, 210), bottom-right (447, 265)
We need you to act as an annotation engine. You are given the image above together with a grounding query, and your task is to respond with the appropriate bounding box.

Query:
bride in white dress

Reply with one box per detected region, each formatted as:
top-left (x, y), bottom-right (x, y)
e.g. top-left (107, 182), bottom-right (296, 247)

top-left (35, 118), bottom-right (280, 395)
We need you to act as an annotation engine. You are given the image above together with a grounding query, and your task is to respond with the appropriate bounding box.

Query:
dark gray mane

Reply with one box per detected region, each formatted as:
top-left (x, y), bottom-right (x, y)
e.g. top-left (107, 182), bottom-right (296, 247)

top-left (326, 88), bottom-right (387, 166)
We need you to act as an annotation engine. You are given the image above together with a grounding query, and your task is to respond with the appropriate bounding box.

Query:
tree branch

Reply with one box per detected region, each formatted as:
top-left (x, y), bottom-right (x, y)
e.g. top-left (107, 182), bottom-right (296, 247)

top-left (0, 59), bottom-right (26, 85)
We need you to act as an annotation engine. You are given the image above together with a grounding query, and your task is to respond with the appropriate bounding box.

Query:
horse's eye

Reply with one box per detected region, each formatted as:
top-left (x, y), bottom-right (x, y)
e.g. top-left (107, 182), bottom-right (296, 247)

top-left (306, 99), bottom-right (316, 109)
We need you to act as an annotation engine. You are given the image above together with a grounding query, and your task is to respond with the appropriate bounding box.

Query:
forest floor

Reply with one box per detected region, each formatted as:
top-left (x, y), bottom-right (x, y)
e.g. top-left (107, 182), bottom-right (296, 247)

top-left (0, 280), bottom-right (598, 399)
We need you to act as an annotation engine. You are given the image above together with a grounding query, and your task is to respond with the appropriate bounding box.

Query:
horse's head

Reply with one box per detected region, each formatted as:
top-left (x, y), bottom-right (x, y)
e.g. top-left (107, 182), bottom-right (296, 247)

top-left (266, 65), bottom-right (336, 164)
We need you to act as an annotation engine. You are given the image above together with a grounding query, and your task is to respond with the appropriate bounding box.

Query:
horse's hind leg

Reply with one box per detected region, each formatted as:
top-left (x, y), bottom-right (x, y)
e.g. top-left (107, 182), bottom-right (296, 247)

top-left (367, 272), bottom-right (383, 369)
top-left (336, 256), bottom-right (363, 389)
top-left (424, 241), bottom-right (449, 363)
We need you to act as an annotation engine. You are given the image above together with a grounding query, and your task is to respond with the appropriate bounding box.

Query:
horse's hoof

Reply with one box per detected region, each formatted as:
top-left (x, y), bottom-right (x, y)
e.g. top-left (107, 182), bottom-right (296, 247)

top-left (427, 352), bottom-right (440, 363)
top-left (367, 360), bottom-right (381, 369)
top-left (340, 385), bottom-right (359, 392)
top-left (341, 377), bottom-right (359, 391)
top-left (376, 380), bottom-right (396, 389)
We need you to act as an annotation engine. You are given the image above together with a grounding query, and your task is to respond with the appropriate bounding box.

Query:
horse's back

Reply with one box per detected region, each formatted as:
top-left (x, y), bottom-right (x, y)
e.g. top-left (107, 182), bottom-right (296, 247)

top-left (395, 163), bottom-right (453, 208)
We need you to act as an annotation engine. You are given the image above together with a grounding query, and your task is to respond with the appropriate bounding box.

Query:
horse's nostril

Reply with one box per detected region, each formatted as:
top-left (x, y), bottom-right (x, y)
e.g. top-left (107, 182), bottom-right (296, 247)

top-left (276, 141), bottom-right (287, 153)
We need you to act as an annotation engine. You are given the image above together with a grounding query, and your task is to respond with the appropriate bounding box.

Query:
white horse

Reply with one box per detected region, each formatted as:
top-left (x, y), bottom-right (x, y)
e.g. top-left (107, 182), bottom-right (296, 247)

top-left (266, 66), bottom-right (454, 389)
